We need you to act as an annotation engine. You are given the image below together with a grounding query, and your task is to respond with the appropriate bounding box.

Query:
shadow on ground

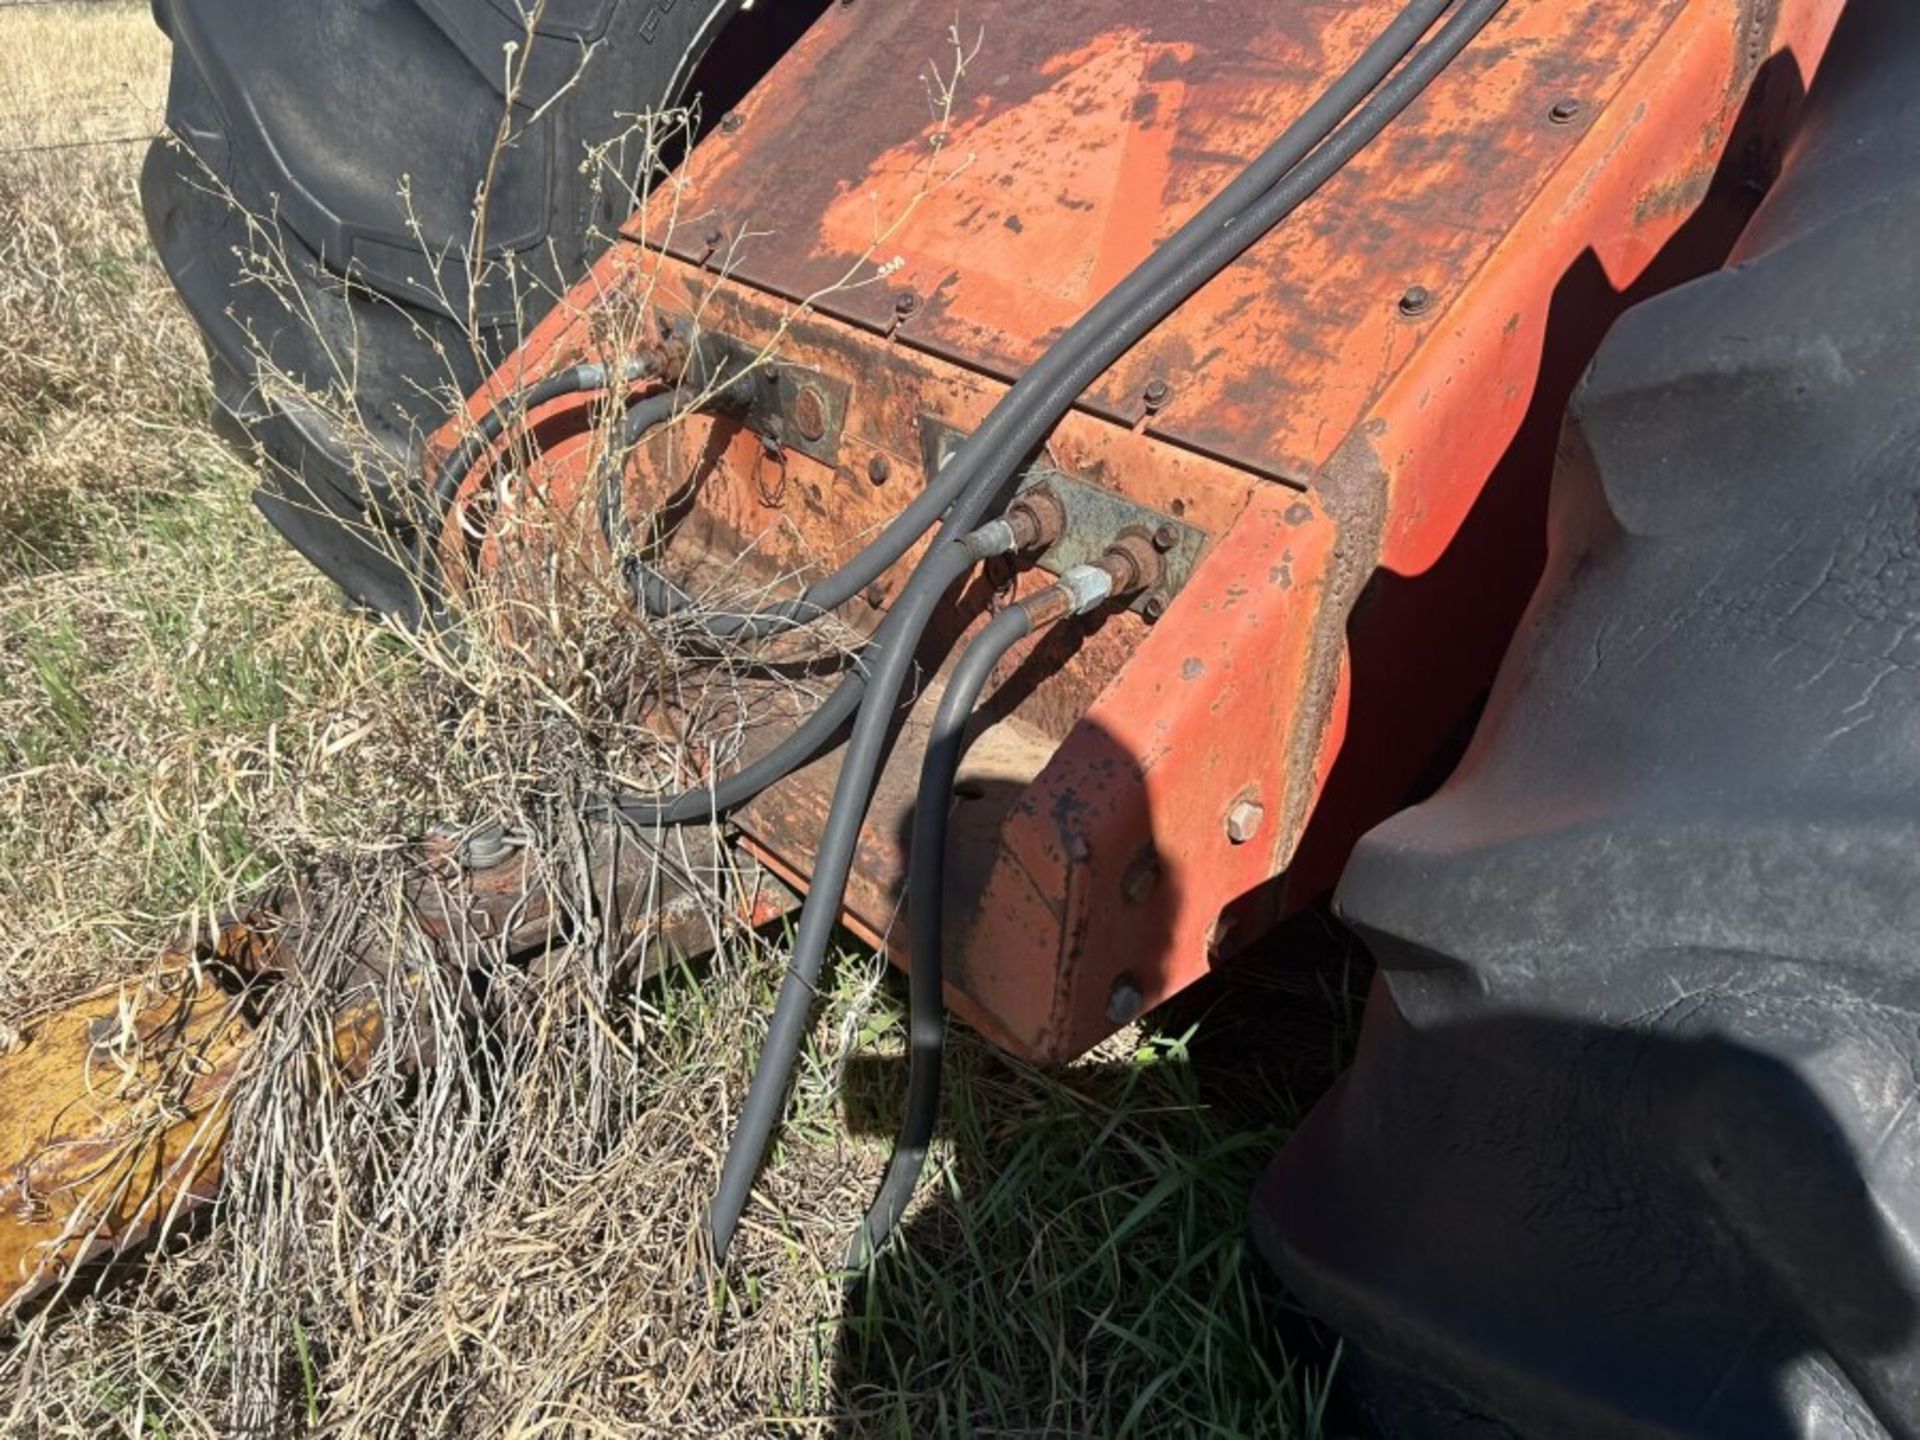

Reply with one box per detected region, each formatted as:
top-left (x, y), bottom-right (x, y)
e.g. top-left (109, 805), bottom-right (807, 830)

top-left (824, 904), bottom-right (1370, 1438)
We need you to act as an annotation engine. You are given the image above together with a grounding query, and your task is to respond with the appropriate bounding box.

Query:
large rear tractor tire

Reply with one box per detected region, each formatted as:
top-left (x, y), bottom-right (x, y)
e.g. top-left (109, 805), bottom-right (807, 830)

top-left (1254, 2), bottom-right (1920, 1433)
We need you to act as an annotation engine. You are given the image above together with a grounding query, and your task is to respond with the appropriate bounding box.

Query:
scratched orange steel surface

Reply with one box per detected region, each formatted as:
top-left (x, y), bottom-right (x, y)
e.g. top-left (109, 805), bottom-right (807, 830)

top-left (436, 0), bottom-right (1842, 1062)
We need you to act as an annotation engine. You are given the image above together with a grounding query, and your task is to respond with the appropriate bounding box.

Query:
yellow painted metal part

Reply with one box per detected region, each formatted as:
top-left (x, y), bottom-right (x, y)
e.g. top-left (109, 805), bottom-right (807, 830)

top-left (0, 967), bottom-right (250, 1314)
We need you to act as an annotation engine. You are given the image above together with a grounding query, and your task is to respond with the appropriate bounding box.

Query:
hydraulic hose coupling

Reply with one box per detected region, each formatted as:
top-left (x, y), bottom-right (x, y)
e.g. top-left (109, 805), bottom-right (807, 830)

top-left (1006, 486), bottom-right (1068, 552)
top-left (966, 486), bottom-right (1069, 562)
top-left (1096, 526), bottom-right (1167, 599)
top-left (1019, 559), bottom-right (1124, 629)
top-left (1057, 564), bottom-right (1118, 617)
top-left (964, 519), bottom-right (1022, 561)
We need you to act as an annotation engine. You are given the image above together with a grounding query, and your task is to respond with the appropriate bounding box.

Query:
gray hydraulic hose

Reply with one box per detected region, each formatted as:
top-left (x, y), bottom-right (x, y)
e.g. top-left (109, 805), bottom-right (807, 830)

top-left (846, 564), bottom-right (1119, 1268)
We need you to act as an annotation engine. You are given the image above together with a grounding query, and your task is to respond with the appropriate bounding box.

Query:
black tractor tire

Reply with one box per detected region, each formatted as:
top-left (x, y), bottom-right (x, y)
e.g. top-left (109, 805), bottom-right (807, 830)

top-left (1253, 1), bottom-right (1920, 1435)
top-left (141, 0), bottom-right (753, 619)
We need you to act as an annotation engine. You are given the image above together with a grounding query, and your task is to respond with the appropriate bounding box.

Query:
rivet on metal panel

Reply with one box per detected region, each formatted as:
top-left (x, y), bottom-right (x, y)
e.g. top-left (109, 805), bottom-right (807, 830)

top-left (1397, 285), bottom-right (1434, 319)
top-left (1226, 798), bottom-right (1266, 846)
top-left (1548, 97), bottom-right (1584, 125)
top-left (1107, 977), bottom-right (1145, 1026)
top-left (720, 111), bottom-right (746, 134)
top-left (703, 222), bottom-right (724, 251)
top-left (1151, 524), bottom-right (1178, 553)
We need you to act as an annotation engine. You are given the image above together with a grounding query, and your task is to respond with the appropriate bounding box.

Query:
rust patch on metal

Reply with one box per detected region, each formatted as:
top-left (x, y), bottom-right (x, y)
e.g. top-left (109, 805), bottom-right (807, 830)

top-left (647, 0), bottom-right (1691, 483)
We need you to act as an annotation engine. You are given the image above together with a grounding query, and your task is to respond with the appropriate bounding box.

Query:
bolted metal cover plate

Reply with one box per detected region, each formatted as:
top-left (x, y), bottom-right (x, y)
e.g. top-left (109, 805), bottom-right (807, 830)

top-left (920, 418), bottom-right (1206, 614)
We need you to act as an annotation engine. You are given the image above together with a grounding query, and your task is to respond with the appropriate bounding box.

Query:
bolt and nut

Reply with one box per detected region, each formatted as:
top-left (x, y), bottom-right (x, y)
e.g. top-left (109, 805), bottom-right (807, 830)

top-left (1143, 377), bottom-right (1173, 413)
top-left (1226, 798), bottom-right (1266, 845)
top-left (1398, 284), bottom-right (1434, 318)
top-left (894, 291), bottom-right (920, 319)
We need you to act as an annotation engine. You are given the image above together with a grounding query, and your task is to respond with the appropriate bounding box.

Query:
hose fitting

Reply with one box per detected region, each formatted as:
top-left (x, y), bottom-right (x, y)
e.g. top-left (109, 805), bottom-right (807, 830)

top-left (964, 519), bottom-right (1021, 560)
top-left (1006, 485), bottom-right (1068, 552)
top-left (1056, 564), bottom-right (1118, 617)
top-left (1096, 526), bottom-right (1167, 598)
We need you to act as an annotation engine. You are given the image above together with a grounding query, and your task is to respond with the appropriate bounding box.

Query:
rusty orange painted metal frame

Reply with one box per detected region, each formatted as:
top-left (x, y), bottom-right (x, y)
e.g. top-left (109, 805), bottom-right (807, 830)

top-left (433, 0), bottom-right (1843, 1063)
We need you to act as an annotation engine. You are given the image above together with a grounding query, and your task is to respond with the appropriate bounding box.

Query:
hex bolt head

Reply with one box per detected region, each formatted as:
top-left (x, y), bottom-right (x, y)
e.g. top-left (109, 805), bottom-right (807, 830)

top-left (703, 223), bottom-right (725, 250)
top-left (1141, 591), bottom-right (1169, 623)
top-left (1226, 798), bottom-right (1266, 846)
top-left (793, 385), bottom-right (829, 443)
top-left (1398, 284), bottom-right (1433, 319)
top-left (1143, 377), bottom-right (1173, 412)
top-left (1107, 977), bottom-right (1145, 1026)
top-left (867, 454), bottom-right (892, 486)
top-left (1548, 97), bottom-right (1584, 125)
top-left (894, 291), bottom-right (920, 319)
top-left (1152, 523), bottom-right (1178, 553)
top-left (720, 111), bottom-right (746, 134)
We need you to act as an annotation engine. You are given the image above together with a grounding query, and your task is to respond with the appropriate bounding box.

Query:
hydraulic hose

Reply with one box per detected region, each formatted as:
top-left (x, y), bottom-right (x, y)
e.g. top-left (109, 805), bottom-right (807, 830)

top-left (704, 530), bottom-right (1002, 1259)
top-left (598, 386), bottom-right (690, 554)
top-left (606, 520), bottom-right (1023, 829)
top-left (432, 357), bottom-right (673, 513)
top-left (846, 565), bottom-right (1120, 1268)
top-left (924, 0), bottom-right (1508, 550)
top-left (630, 0), bottom-right (1459, 641)
top-left (705, 0), bottom-right (1511, 1263)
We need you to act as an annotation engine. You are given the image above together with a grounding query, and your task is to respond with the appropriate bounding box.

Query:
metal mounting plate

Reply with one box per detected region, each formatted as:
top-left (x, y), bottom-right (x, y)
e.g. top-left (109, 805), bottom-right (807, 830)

top-left (919, 418), bottom-right (1207, 614)
top-left (703, 332), bottom-right (853, 468)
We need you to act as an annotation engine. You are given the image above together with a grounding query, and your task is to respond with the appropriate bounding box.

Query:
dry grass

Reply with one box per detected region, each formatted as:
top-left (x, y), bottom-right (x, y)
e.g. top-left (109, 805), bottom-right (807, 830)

top-left (0, 0), bottom-right (164, 150)
top-left (0, 5), bottom-right (1337, 1435)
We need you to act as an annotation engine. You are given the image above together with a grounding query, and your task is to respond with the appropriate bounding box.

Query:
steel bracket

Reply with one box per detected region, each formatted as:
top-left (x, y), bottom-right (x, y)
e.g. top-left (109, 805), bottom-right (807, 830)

top-left (700, 331), bottom-right (853, 468)
top-left (919, 418), bottom-right (1207, 614)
